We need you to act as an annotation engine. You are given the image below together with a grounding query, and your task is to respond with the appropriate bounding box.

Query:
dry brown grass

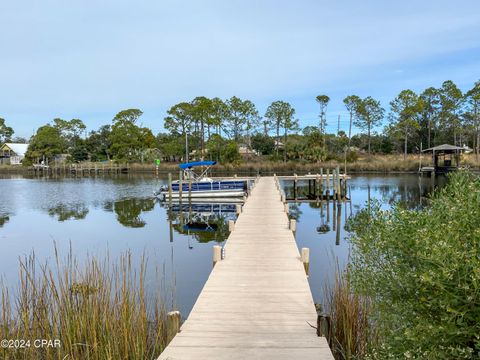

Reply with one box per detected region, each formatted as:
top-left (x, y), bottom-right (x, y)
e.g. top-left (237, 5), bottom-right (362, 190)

top-left (3, 153), bottom-right (479, 175)
top-left (323, 268), bottom-right (376, 360)
top-left (0, 249), bottom-right (175, 360)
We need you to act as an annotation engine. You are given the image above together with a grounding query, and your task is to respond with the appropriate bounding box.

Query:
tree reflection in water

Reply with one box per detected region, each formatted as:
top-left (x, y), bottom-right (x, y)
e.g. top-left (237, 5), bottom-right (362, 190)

top-left (0, 214), bottom-right (10, 227)
top-left (48, 204), bottom-right (89, 221)
top-left (110, 198), bottom-right (156, 228)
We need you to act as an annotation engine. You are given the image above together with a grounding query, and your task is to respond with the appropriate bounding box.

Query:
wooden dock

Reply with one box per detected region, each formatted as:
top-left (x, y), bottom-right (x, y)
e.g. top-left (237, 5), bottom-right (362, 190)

top-left (278, 168), bottom-right (351, 202)
top-left (158, 176), bottom-right (333, 360)
top-left (30, 163), bottom-right (130, 175)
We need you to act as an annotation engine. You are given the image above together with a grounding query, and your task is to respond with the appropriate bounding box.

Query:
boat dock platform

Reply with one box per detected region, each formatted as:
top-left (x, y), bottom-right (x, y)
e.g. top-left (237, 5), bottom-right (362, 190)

top-left (277, 167), bottom-right (351, 201)
top-left (158, 176), bottom-right (333, 360)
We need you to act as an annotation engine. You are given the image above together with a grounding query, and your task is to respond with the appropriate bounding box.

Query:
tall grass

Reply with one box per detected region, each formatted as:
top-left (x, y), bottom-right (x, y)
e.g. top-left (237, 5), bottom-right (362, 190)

top-left (0, 249), bottom-right (175, 360)
top-left (323, 267), bottom-right (376, 360)
top-left (5, 153), bottom-right (480, 175)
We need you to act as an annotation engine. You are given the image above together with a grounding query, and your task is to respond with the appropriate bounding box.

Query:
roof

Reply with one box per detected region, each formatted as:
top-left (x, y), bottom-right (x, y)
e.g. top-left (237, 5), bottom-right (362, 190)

top-left (1, 143), bottom-right (29, 156)
top-left (179, 161), bottom-right (216, 170)
top-left (422, 144), bottom-right (465, 153)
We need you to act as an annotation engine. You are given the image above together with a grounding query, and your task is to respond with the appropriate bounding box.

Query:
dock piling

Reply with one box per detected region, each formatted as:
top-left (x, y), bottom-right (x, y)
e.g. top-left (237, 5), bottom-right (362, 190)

top-left (178, 171), bottom-right (183, 199)
top-left (336, 166), bottom-right (341, 201)
top-left (228, 220), bottom-right (235, 232)
top-left (168, 173), bottom-right (172, 203)
top-left (213, 245), bottom-right (222, 267)
top-left (336, 203), bottom-right (341, 246)
top-left (301, 248), bottom-right (310, 275)
top-left (290, 219), bottom-right (297, 232)
top-left (326, 168), bottom-right (330, 195)
top-left (167, 311), bottom-right (181, 339)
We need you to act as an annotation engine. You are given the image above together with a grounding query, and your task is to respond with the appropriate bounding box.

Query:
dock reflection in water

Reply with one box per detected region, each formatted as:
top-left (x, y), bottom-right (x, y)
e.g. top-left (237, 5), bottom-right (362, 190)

top-left (0, 175), bottom-right (241, 317)
top-left (165, 200), bottom-right (240, 245)
top-left (0, 173), bottom-right (448, 317)
top-left (285, 174), bottom-right (448, 307)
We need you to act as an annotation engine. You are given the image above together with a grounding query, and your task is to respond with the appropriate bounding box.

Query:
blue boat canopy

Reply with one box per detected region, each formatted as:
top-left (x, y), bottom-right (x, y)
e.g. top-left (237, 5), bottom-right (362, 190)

top-left (179, 161), bottom-right (216, 170)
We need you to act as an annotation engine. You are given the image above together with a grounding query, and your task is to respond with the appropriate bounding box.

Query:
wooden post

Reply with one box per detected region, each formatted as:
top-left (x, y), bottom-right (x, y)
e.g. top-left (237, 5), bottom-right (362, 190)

top-left (332, 169), bottom-right (336, 200)
top-left (316, 174), bottom-right (320, 200)
top-left (188, 177), bottom-right (192, 199)
top-left (326, 195), bottom-right (330, 224)
top-left (326, 168), bottom-right (330, 194)
top-left (290, 219), bottom-right (296, 232)
top-left (284, 203), bottom-right (289, 213)
top-left (236, 204), bottom-right (242, 215)
top-left (168, 173), bottom-right (173, 203)
top-left (320, 168), bottom-right (324, 199)
top-left (336, 166), bottom-right (341, 201)
top-left (333, 198), bottom-right (336, 231)
top-left (213, 245), bottom-right (222, 267)
top-left (294, 173), bottom-right (298, 201)
top-left (228, 220), bottom-right (235, 232)
top-left (336, 203), bottom-right (341, 246)
top-left (167, 310), bottom-right (181, 339)
top-left (301, 248), bottom-right (310, 275)
top-left (178, 171), bottom-right (183, 199)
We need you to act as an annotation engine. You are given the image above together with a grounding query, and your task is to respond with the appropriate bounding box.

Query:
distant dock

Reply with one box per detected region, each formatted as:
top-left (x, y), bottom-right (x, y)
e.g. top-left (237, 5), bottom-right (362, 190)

top-left (277, 167), bottom-right (350, 201)
top-left (30, 163), bottom-right (130, 175)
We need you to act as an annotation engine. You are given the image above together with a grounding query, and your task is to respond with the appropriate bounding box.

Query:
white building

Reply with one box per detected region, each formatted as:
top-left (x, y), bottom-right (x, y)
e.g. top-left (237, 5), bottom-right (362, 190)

top-left (0, 143), bottom-right (29, 165)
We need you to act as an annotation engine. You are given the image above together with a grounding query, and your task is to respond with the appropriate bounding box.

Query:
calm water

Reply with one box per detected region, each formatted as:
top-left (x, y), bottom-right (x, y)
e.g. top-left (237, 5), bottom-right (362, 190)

top-left (284, 174), bottom-right (444, 304)
top-left (0, 173), bottom-right (443, 315)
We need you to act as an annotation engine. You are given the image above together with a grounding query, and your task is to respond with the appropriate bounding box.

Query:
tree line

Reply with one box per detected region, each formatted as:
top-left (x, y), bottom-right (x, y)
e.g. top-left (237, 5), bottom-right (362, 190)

top-left (1, 79), bottom-right (478, 164)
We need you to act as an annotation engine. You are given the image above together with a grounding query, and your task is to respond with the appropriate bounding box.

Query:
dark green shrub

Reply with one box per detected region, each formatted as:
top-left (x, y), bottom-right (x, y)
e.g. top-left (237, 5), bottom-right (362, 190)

top-left (348, 171), bottom-right (480, 359)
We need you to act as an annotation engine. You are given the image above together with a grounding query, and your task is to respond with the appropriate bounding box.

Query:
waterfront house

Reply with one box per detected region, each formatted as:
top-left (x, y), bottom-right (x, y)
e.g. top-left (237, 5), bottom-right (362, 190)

top-left (238, 144), bottom-right (258, 157)
top-left (0, 143), bottom-right (29, 165)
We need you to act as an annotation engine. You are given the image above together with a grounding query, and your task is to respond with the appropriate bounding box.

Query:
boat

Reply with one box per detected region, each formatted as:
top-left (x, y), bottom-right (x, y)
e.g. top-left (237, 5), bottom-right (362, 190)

top-left (155, 161), bottom-right (248, 200)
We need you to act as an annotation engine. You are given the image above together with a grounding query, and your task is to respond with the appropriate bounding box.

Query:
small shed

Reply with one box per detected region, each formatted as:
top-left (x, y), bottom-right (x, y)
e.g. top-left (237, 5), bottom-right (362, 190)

top-left (421, 144), bottom-right (465, 174)
top-left (0, 143), bottom-right (29, 165)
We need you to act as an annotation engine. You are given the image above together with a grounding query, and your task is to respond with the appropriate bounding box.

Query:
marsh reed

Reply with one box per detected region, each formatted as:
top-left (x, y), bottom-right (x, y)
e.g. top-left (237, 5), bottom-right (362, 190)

top-left (323, 267), bottom-right (376, 360)
top-left (0, 249), bottom-right (175, 360)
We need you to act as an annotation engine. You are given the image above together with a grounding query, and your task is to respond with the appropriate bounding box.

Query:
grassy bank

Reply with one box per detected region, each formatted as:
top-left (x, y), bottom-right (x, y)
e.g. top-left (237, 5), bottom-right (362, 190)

top-left (3, 154), bottom-right (480, 175)
top-left (0, 250), bottom-right (175, 360)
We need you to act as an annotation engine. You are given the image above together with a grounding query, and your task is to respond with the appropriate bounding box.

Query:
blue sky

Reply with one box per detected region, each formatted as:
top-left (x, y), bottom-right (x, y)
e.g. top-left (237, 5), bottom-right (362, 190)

top-left (1, 0), bottom-right (479, 138)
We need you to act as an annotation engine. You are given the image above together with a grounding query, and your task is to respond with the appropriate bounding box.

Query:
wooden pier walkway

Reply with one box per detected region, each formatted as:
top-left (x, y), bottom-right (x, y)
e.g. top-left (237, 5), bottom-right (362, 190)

top-left (158, 176), bottom-right (333, 360)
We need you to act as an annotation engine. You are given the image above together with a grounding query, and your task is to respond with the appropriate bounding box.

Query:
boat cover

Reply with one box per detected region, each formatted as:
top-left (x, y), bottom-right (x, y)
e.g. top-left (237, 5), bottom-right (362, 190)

top-left (179, 161), bottom-right (216, 169)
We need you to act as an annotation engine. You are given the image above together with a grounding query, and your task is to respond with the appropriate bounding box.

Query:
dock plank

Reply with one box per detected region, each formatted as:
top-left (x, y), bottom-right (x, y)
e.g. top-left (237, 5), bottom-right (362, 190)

top-left (157, 177), bottom-right (333, 360)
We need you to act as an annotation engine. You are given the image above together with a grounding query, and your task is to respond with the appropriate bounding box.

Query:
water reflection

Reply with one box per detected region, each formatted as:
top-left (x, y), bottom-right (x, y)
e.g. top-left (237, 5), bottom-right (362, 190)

top-left (0, 173), bottom-right (451, 318)
top-left (107, 198), bottom-right (156, 228)
top-left (289, 174), bottom-right (451, 308)
top-left (0, 214), bottom-right (10, 227)
top-left (48, 204), bottom-right (89, 221)
top-left (167, 202), bottom-right (237, 244)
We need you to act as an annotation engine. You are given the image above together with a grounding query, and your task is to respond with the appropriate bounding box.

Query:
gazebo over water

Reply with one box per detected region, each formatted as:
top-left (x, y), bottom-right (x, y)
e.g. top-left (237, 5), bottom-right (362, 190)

top-left (420, 144), bottom-right (467, 175)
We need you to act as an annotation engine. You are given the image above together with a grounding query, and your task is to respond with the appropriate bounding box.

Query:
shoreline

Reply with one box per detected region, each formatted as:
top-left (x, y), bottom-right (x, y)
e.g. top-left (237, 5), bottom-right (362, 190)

top-left (1, 154), bottom-right (479, 176)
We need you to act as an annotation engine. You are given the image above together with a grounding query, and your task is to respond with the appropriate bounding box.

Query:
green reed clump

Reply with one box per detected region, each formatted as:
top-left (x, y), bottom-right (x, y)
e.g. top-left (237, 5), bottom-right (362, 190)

top-left (348, 171), bottom-right (480, 358)
top-left (0, 250), bottom-right (175, 360)
top-left (323, 267), bottom-right (376, 360)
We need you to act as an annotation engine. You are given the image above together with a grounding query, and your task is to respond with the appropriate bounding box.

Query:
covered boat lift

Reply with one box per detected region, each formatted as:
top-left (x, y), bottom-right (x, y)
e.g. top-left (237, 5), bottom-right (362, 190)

top-left (420, 144), bottom-right (466, 175)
